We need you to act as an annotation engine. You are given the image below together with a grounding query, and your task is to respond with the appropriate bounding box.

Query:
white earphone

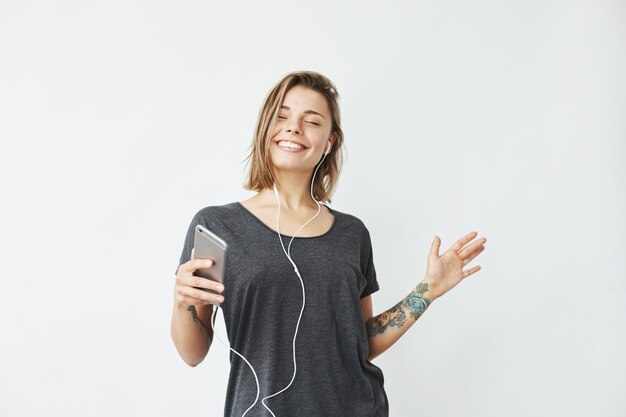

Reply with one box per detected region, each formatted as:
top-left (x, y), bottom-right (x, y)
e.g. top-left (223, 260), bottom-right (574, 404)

top-left (208, 140), bottom-right (332, 417)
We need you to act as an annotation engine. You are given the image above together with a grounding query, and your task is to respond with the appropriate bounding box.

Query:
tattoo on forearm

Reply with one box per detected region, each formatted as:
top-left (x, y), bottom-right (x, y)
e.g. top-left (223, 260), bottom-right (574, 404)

top-left (365, 282), bottom-right (432, 337)
top-left (187, 305), bottom-right (200, 323)
top-left (187, 305), bottom-right (210, 337)
top-left (365, 301), bottom-right (408, 336)
top-left (404, 282), bottom-right (432, 321)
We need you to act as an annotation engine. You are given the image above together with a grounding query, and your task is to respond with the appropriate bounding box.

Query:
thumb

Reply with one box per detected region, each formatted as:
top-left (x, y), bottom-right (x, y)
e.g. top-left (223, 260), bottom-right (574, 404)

top-left (191, 247), bottom-right (195, 260)
top-left (429, 235), bottom-right (441, 259)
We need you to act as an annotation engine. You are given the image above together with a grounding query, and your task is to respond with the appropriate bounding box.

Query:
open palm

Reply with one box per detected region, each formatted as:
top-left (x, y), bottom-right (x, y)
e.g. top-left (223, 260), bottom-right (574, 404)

top-left (425, 231), bottom-right (487, 299)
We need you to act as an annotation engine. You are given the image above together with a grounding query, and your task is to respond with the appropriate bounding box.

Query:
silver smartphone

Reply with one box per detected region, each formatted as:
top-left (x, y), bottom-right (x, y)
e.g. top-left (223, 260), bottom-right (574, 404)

top-left (193, 224), bottom-right (228, 305)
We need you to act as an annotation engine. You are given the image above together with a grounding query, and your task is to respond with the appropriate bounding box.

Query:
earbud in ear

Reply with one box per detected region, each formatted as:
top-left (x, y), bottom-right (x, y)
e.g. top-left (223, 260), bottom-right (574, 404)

top-left (325, 142), bottom-right (331, 155)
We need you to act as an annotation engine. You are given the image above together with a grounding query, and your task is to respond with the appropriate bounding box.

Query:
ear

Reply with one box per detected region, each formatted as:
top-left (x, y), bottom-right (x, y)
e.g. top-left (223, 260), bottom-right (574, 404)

top-left (327, 132), bottom-right (337, 152)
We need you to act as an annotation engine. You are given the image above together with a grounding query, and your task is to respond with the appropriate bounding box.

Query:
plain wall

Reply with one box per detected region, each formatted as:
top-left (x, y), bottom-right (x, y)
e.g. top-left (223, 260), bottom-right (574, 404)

top-left (0, 0), bottom-right (624, 416)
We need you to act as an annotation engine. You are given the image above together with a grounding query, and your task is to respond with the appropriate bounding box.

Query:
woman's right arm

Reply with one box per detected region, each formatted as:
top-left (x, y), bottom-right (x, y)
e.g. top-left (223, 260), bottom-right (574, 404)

top-left (170, 255), bottom-right (224, 367)
top-left (170, 294), bottom-right (214, 367)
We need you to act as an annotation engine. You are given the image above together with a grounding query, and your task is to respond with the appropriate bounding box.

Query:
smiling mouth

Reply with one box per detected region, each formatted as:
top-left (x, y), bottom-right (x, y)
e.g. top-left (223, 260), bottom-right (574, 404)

top-left (276, 141), bottom-right (307, 152)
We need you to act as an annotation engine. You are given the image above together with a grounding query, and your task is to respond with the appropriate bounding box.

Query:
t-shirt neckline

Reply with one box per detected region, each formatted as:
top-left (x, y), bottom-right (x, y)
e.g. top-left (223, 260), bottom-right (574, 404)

top-left (235, 201), bottom-right (337, 239)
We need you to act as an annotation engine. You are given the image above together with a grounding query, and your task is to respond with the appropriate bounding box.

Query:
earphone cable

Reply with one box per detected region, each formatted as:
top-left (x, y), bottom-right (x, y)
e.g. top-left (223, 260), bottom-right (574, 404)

top-left (259, 151), bottom-right (328, 416)
top-left (207, 146), bottom-right (329, 417)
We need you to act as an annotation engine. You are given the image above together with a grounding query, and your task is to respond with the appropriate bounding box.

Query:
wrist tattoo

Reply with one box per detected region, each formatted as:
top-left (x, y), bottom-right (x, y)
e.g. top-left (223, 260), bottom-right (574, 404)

top-left (364, 282), bottom-right (433, 337)
top-left (404, 282), bottom-right (431, 320)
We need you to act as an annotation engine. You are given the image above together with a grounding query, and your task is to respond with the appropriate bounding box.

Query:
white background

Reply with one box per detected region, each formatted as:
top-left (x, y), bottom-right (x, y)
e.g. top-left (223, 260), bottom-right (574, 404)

top-left (1, 1), bottom-right (624, 416)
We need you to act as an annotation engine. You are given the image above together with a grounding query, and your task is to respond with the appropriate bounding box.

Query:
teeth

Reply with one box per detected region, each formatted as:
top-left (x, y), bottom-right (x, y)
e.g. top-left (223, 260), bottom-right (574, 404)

top-left (279, 141), bottom-right (304, 149)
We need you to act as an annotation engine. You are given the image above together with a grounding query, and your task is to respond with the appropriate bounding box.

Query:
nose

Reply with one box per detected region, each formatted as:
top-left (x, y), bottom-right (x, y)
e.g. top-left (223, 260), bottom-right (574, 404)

top-left (285, 120), bottom-right (301, 135)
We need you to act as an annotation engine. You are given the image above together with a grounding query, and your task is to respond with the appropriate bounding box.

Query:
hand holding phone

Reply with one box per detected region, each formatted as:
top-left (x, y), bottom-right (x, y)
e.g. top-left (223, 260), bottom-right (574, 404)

top-left (174, 225), bottom-right (228, 307)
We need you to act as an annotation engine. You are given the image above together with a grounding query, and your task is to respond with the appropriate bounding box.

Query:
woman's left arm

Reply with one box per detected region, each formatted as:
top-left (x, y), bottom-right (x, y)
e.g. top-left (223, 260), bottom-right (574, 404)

top-left (366, 231), bottom-right (487, 361)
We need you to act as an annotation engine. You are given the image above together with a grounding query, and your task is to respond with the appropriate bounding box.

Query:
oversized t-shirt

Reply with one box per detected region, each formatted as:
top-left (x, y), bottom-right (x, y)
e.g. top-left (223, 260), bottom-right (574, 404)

top-left (175, 201), bottom-right (389, 417)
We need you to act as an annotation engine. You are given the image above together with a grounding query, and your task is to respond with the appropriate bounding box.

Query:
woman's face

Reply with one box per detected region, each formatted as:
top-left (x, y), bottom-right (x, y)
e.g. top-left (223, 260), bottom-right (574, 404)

top-left (269, 85), bottom-right (335, 173)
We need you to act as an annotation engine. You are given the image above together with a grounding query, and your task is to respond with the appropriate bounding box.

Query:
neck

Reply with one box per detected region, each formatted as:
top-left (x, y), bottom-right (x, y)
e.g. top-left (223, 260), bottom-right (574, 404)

top-left (260, 170), bottom-right (319, 211)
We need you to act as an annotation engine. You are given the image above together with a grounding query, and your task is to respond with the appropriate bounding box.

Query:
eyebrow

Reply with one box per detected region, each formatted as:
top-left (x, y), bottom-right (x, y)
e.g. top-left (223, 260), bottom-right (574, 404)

top-left (280, 105), bottom-right (325, 119)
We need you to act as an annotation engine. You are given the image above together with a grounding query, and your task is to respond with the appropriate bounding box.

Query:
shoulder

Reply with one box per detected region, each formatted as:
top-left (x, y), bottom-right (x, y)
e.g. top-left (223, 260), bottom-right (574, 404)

top-left (326, 205), bottom-right (373, 238)
top-left (189, 201), bottom-right (242, 224)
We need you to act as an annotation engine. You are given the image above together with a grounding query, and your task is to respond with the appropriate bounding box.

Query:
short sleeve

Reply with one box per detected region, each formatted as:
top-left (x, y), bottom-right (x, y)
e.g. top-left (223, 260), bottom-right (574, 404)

top-left (360, 226), bottom-right (380, 299)
top-left (174, 208), bottom-right (207, 276)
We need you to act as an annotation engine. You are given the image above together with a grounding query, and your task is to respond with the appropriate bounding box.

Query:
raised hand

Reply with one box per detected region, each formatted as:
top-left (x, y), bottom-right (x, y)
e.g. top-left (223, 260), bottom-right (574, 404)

top-left (422, 231), bottom-right (486, 300)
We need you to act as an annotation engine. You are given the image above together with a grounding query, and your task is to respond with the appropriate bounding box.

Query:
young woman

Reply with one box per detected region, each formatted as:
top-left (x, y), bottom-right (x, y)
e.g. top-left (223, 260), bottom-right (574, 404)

top-left (171, 71), bottom-right (487, 417)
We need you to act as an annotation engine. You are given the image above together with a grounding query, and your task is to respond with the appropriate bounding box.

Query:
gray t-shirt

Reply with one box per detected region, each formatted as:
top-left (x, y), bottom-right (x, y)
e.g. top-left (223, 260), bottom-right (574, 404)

top-left (176, 201), bottom-right (389, 417)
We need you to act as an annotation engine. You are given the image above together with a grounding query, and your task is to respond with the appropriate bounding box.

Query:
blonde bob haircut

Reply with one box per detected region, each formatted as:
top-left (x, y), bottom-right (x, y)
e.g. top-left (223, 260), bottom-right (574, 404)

top-left (242, 70), bottom-right (344, 205)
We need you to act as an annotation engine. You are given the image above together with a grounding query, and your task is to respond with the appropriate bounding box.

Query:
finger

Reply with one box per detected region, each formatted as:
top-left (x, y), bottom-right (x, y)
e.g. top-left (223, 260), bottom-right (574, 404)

top-left (461, 245), bottom-right (485, 266)
top-left (462, 265), bottom-right (481, 279)
top-left (450, 232), bottom-right (487, 254)
top-left (429, 235), bottom-right (441, 258)
top-left (451, 231), bottom-right (479, 253)
top-left (176, 273), bottom-right (224, 293)
top-left (179, 284), bottom-right (224, 304)
top-left (189, 276), bottom-right (224, 293)
top-left (458, 238), bottom-right (486, 259)
top-left (191, 247), bottom-right (195, 259)
top-left (180, 258), bottom-right (214, 274)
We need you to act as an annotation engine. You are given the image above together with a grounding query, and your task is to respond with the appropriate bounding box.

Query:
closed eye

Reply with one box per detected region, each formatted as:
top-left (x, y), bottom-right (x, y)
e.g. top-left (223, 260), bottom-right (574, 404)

top-left (278, 115), bottom-right (320, 126)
